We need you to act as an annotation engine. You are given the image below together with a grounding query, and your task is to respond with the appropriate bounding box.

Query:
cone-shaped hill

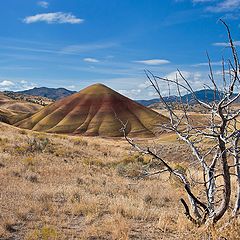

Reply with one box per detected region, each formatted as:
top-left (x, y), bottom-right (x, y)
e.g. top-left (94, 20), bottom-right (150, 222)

top-left (15, 84), bottom-right (168, 137)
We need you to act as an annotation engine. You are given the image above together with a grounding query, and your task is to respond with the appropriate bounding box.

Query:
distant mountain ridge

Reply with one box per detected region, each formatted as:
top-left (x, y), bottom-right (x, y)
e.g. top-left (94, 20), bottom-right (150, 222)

top-left (16, 87), bottom-right (238, 106)
top-left (137, 89), bottom-right (238, 106)
top-left (18, 87), bottom-right (77, 101)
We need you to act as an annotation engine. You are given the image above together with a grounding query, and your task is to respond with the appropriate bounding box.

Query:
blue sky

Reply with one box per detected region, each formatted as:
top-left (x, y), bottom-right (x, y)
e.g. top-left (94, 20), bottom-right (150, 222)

top-left (0, 0), bottom-right (240, 99)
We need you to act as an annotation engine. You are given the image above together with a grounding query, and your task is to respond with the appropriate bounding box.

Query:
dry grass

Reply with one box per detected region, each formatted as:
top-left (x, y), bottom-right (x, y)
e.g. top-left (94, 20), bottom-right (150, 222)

top-left (0, 122), bottom-right (239, 239)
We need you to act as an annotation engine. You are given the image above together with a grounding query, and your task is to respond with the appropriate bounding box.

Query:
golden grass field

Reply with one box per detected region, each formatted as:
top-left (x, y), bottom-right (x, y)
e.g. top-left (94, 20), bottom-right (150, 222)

top-left (0, 121), bottom-right (240, 240)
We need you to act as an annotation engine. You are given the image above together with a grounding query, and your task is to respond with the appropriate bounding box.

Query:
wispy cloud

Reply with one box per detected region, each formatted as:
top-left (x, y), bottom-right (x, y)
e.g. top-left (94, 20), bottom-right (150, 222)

top-left (61, 42), bottom-right (117, 54)
top-left (1, 46), bottom-right (60, 55)
top-left (189, 0), bottom-right (240, 13)
top-left (1, 42), bottom-right (113, 57)
top-left (37, 1), bottom-right (49, 8)
top-left (206, 0), bottom-right (240, 13)
top-left (192, 0), bottom-right (215, 3)
top-left (83, 58), bottom-right (99, 63)
top-left (134, 59), bottom-right (170, 65)
top-left (23, 12), bottom-right (84, 24)
top-left (213, 40), bottom-right (240, 46)
top-left (193, 61), bottom-right (222, 67)
top-left (176, 0), bottom-right (240, 20)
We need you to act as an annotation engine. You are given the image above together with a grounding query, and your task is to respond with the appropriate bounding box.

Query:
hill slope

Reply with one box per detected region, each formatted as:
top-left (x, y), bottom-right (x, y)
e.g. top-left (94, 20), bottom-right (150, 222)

top-left (15, 84), bottom-right (168, 137)
top-left (18, 87), bottom-right (76, 100)
top-left (0, 93), bottom-right (43, 124)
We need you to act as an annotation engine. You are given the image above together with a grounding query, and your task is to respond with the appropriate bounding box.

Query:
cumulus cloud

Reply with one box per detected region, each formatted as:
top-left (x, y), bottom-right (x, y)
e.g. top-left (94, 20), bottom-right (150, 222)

top-left (135, 59), bottom-right (170, 65)
top-left (165, 70), bottom-right (202, 81)
top-left (0, 80), bottom-right (15, 87)
top-left (83, 58), bottom-right (99, 63)
top-left (23, 12), bottom-right (84, 24)
top-left (18, 80), bottom-right (37, 90)
top-left (0, 80), bottom-right (15, 91)
top-left (37, 1), bottom-right (49, 8)
top-left (0, 79), bottom-right (40, 91)
top-left (163, 70), bottom-right (208, 94)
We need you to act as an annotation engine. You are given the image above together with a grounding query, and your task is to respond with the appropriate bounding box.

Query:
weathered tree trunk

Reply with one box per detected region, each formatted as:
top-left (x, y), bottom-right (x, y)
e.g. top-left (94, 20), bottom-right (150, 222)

top-left (233, 135), bottom-right (240, 216)
top-left (213, 138), bottom-right (231, 223)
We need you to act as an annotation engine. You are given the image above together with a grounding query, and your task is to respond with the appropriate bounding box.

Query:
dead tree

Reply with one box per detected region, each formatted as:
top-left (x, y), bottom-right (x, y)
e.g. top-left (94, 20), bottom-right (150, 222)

top-left (121, 20), bottom-right (240, 225)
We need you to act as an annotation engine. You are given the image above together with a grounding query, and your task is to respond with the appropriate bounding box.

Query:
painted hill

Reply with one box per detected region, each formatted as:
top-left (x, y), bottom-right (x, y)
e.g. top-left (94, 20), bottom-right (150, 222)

top-left (15, 84), bottom-right (168, 137)
top-left (18, 87), bottom-right (76, 100)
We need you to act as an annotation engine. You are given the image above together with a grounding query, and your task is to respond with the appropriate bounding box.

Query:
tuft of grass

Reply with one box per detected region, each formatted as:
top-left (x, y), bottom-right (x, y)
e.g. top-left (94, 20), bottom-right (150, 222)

top-left (23, 156), bottom-right (36, 167)
top-left (72, 137), bottom-right (88, 146)
top-left (26, 226), bottom-right (58, 240)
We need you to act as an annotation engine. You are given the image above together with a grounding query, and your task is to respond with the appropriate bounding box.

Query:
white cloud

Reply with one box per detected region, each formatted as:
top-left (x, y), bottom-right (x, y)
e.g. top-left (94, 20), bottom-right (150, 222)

top-left (162, 70), bottom-right (207, 94)
top-left (23, 12), bottom-right (84, 24)
top-left (148, 91), bottom-right (159, 97)
top-left (138, 81), bottom-right (151, 89)
top-left (0, 80), bottom-right (15, 91)
top-left (187, 0), bottom-right (240, 17)
top-left (206, 0), bottom-right (240, 12)
top-left (135, 59), bottom-right (170, 65)
top-left (37, 1), bottom-right (49, 8)
top-left (165, 70), bottom-right (202, 81)
top-left (83, 58), bottom-right (99, 63)
top-left (18, 80), bottom-right (37, 90)
top-left (66, 85), bottom-right (76, 90)
top-left (20, 80), bottom-right (27, 84)
top-left (0, 80), bottom-right (15, 87)
top-left (118, 89), bottom-right (142, 98)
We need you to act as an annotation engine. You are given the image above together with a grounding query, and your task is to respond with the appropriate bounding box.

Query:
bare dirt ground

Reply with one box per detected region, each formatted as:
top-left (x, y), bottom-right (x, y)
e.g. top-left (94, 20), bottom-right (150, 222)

top-left (0, 122), bottom-right (239, 239)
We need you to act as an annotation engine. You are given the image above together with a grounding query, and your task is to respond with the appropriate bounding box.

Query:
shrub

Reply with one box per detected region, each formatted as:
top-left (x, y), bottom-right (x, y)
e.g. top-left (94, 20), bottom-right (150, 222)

top-left (27, 137), bottom-right (49, 153)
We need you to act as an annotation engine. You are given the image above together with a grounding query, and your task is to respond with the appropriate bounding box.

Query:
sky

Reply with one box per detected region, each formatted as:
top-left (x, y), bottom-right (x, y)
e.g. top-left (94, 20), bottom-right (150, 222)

top-left (0, 0), bottom-right (240, 99)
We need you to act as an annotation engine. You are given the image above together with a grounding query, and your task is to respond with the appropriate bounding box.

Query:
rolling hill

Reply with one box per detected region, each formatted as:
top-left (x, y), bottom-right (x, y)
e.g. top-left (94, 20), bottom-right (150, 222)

top-left (0, 92), bottom-right (43, 124)
top-left (15, 83), bottom-right (168, 137)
